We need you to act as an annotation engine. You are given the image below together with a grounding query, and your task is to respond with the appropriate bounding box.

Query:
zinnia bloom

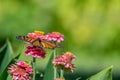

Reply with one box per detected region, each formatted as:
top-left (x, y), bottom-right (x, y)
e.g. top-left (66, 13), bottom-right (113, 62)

top-left (8, 61), bottom-right (33, 80)
top-left (25, 46), bottom-right (46, 58)
top-left (27, 30), bottom-right (48, 40)
top-left (55, 78), bottom-right (65, 80)
top-left (47, 32), bottom-right (64, 42)
top-left (53, 52), bottom-right (76, 72)
top-left (27, 31), bottom-right (64, 42)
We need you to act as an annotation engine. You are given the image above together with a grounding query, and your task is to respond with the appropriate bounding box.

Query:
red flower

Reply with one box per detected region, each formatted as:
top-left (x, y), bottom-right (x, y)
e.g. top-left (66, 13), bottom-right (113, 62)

top-left (25, 46), bottom-right (46, 58)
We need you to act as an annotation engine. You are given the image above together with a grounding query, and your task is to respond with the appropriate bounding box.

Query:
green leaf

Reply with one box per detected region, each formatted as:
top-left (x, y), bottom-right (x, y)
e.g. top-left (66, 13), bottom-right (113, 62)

top-left (0, 43), bottom-right (7, 65)
top-left (7, 74), bottom-right (12, 80)
top-left (43, 50), bottom-right (59, 80)
top-left (87, 66), bottom-right (113, 80)
top-left (0, 40), bottom-right (14, 80)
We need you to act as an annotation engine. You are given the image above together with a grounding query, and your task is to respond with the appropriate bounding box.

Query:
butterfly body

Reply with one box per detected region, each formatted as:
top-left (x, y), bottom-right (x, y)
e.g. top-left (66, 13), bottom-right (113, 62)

top-left (17, 36), bottom-right (61, 49)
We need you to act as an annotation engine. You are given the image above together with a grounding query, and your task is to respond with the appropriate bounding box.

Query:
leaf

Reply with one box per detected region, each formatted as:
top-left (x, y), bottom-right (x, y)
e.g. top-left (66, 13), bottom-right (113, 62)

top-left (7, 74), bottom-right (12, 80)
top-left (87, 66), bottom-right (113, 80)
top-left (0, 43), bottom-right (7, 65)
top-left (43, 50), bottom-right (59, 80)
top-left (0, 40), bottom-right (14, 80)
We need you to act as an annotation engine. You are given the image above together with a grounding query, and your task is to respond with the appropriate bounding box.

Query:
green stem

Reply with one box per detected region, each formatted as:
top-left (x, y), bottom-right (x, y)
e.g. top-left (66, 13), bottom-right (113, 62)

top-left (32, 57), bottom-right (36, 80)
top-left (53, 49), bottom-right (57, 79)
top-left (60, 69), bottom-right (64, 78)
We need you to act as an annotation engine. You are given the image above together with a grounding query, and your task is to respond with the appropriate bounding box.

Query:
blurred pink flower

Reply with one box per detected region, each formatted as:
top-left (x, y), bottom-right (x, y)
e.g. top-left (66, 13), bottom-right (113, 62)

top-left (53, 52), bottom-right (76, 72)
top-left (47, 32), bottom-right (64, 42)
top-left (8, 61), bottom-right (33, 80)
top-left (25, 46), bottom-right (46, 58)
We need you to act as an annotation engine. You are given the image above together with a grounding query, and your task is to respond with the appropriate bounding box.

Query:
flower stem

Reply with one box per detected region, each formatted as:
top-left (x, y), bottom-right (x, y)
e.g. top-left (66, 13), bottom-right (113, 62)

top-left (53, 49), bottom-right (57, 79)
top-left (60, 69), bottom-right (64, 78)
top-left (32, 57), bottom-right (36, 80)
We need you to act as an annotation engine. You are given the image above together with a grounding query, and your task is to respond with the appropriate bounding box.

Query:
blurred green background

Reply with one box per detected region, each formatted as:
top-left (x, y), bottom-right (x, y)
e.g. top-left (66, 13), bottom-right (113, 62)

top-left (0, 0), bottom-right (120, 80)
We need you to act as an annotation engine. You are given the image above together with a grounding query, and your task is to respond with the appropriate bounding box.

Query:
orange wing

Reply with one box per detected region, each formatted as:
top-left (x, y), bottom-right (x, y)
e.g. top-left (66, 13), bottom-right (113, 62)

top-left (41, 40), bottom-right (58, 49)
top-left (17, 36), bottom-right (61, 49)
top-left (16, 36), bottom-right (42, 47)
top-left (16, 36), bottom-right (36, 42)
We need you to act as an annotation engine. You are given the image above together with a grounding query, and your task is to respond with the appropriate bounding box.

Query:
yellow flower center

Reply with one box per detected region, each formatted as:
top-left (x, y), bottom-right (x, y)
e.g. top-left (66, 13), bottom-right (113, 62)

top-left (65, 52), bottom-right (72, 55)
top-left (52, 32), bottom-right (60, 34)
top-left (34, 30), bottom-right (45, 36)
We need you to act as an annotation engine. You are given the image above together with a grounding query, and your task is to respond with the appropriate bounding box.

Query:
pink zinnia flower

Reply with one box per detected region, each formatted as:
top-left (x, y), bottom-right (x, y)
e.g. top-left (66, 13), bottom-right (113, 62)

top-left (27, 31), bottom-right (64, 42)
top-left (53, 52), bottom-right (76, 72)
top-left (47, 32), bottom-right (64, 42)
top-left (25, 46), bottom-right (46, 58)
top-left (27, 30), bottom-right (47, 40)
top-left (8, 61), bottom-right (33, 80)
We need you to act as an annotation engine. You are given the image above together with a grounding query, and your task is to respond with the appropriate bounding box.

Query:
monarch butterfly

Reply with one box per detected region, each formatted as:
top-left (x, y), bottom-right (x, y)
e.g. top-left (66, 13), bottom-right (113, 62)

top-left (16, 36), bottom-right (61, 49)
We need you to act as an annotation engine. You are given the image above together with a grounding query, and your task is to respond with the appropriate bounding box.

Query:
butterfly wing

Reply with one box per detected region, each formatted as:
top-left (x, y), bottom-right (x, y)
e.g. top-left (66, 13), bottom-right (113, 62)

top-left (31, 38), bottom-right (42, 47)
top-left (41, 40), bottom-right (57, 49)
top-left (17, 36), bottom-right (42, 47)
top-left (17, 36), bottom-right (62, 49)
top-left (17, 36), bottom-right (34, 42)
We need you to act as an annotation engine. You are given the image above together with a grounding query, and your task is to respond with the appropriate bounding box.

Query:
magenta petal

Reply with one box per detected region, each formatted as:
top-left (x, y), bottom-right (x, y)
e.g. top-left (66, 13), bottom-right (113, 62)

top-left (25, 46), bottom-right (46, 58)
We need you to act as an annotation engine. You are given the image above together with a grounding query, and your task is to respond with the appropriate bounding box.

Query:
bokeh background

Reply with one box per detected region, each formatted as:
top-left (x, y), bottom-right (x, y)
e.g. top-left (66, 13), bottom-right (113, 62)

top-left (0, 0), bottom-right (120, 80)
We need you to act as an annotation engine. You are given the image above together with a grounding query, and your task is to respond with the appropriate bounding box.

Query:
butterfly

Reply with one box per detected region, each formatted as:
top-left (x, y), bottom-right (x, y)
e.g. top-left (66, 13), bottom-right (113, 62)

top-left (16, 36), bottom-right (61, 49)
